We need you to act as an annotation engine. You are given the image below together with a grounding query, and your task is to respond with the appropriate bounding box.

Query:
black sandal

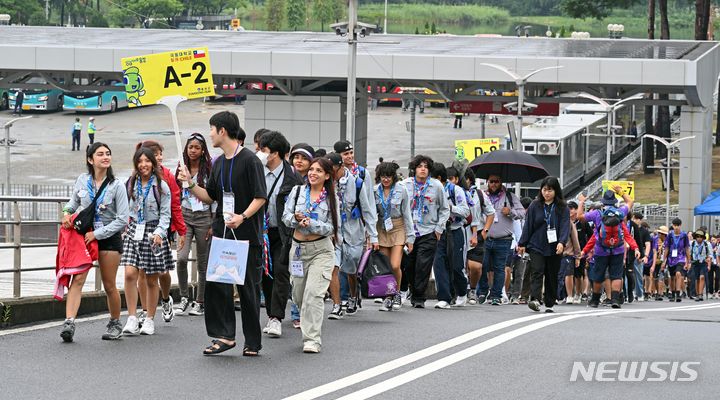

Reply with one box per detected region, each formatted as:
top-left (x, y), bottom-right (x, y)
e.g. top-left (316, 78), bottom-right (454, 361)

top-left (243, 346), bottom-right (260, 357)
top-left (203, 339), bottom-right (236, 356)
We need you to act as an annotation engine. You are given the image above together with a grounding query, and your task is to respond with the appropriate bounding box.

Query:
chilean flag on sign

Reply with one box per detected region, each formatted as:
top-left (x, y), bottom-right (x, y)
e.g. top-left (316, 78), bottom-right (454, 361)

top-left (193, 49), bottom-right (206, 58)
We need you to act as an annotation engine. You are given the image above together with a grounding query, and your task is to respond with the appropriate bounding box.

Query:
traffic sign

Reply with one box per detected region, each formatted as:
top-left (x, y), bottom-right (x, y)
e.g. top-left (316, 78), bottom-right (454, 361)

top-left (231, 19), bottom-right (241, 29)
top-left (602, 180), bottom-right (635, 200)
top-left (455, 138), bottom-right (501, 162)
top-left (121, 47), bottom-right (215, 108)
top-left (449, 100), bottom-right (559, 116)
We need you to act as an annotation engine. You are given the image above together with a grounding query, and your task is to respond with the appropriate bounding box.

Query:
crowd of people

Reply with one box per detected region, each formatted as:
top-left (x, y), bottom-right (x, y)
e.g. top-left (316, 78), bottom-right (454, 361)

top-left (57, 110), bottom-right (720, 354)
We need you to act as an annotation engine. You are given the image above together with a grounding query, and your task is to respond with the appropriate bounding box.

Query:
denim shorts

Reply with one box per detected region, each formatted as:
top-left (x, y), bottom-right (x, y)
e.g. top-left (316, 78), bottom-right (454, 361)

top-left (589, 254), bottom-right (624, 282)
top-left (691, 262), bottom-right (709, 280)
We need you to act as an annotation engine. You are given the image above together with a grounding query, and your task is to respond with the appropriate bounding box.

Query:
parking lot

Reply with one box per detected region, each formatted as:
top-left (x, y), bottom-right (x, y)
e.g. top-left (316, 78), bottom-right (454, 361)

top-left (0, 99), bottom-right (514, 186)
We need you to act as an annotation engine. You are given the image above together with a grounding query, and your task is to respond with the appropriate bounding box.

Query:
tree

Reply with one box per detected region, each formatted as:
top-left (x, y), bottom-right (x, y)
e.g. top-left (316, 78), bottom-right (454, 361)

top-left (312, 0), bottom-right (335, 32)
top-left (266, 0), bottom-right (286, 31)
top-left (121, 0), bottom-right (184, 26)
top-left (0, 0), bottom-right (43, 25)
top-left (287, 0), bottom-right (305, 31)
top-left (560, 0), bottom-right (638, 20)
top-left (643, 0), bottom-right (656, 174)
top-left (695, 0), bottom-right (711, 40)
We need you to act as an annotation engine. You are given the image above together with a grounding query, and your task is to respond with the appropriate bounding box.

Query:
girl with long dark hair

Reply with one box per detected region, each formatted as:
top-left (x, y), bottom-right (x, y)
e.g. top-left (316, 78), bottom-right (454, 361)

top-left (374, 161), bottom-right (414, 311)
top-left (282, 157), bottom-right (340, 353)
top-left (174, 133), bottom-right (214, 316)
top-left (121, 147), bottom-right (173, 336)
top-left (60, 143), bottom-right (129, 342)
top-left (517, 176), bottom-right (571, 313)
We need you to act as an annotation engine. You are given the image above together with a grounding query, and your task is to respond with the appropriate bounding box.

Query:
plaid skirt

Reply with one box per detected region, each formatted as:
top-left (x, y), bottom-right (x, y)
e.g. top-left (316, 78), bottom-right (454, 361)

top-left (120, 220), bottom-right (174, 274)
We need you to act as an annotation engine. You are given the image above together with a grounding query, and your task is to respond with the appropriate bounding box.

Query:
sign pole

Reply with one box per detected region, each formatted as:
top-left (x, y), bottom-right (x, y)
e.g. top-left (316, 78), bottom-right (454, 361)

top-left (157, 95), bottom-right (189, 188)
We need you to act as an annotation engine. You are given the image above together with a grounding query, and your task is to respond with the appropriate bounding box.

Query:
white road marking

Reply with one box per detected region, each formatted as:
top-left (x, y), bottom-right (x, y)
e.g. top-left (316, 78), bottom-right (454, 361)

top-left (333, 304), bottom-right (720, 400)
top-left (281, 313), bottom-right (552, 400)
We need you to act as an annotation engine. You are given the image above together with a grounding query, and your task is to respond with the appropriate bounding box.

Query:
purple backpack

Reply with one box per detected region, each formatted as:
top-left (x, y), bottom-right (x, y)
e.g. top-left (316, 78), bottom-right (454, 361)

top-left (357, 250), bottom-right (398, 298)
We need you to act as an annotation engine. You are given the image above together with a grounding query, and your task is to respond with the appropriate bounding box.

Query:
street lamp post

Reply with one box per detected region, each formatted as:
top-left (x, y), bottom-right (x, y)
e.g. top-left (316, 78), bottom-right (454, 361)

top-left (478, 63), bottom-right (563, 196)
top-left (384, 0), bottom-right (388, 34)
top-left (643, 134), bottom-right (695, 228)
top-left (346, 0), bottom-right (358, 146)
top-left (2, 116), bottom-right (31, 241)
top-left (577, 93), bottom-right (643, 180)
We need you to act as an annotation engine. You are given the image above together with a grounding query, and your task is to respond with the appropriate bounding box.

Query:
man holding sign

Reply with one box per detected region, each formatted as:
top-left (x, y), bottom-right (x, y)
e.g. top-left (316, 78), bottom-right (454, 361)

top-left (178, 111), bottom-right (267, 356)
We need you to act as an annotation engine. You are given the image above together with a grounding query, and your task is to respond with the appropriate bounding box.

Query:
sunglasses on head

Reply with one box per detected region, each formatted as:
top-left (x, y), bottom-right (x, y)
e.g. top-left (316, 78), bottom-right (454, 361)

top-left (189, 133), bottom-right (206, 142)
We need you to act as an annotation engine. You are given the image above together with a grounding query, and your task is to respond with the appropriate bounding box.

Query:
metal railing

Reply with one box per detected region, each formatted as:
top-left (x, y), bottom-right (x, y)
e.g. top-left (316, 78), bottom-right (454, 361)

top-left (582, 144), bottom-right (643, 198)
top-left (0, 195), bottom-right (199, 299)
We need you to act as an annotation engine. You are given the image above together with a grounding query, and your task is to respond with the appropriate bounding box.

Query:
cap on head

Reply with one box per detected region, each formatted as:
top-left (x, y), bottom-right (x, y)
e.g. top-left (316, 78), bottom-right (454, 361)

top-left (656, 225), bottom-right (669, 235)
top-left (290, 143), bottom-right (315, 160)
top-left (333, 140), bottom-right (353, 153)
top-left (326, 152), bottom-right (343, 166)
top-left (601, 190), bottom-right (618, 206)
top-left (694, 230), bottom-right (706, 239)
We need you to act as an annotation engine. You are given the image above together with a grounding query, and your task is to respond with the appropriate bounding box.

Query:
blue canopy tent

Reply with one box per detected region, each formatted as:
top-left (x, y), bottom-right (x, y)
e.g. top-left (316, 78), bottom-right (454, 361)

top-left (694, 190), bottom-right (720, 215)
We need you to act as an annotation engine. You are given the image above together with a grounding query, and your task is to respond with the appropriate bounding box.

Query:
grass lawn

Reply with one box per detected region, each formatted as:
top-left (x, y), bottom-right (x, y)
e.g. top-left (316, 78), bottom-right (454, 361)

top-left (622, 145), bottom-right (720, 205)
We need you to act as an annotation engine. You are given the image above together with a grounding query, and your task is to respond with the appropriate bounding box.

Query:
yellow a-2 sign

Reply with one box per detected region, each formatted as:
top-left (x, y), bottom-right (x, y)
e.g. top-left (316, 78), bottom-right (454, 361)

top-left (121, 47), bottom-right (215, 107)
top-left (455, 138), bottom-right (501, 162)
top-left (602, 180), bottom-right (635, 200)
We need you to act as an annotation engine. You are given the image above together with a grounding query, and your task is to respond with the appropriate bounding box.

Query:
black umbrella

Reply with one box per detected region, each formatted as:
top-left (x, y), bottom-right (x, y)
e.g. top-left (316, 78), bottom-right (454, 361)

top-left (468, 149), bottom-right (549, 183)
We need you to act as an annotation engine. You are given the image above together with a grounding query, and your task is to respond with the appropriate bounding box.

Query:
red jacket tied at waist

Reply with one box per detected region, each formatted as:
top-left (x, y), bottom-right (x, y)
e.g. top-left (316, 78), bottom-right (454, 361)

top-left (54, 216), bottom-right (99, 300)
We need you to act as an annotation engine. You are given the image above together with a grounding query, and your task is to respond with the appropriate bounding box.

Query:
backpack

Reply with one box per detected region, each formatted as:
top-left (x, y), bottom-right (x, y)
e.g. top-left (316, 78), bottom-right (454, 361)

top-left (448, 183), bottom-right (472, 226)
top-left (597, 206), bottom-right (624, 249)
top-left (357, 249), bottom-right (397, 298)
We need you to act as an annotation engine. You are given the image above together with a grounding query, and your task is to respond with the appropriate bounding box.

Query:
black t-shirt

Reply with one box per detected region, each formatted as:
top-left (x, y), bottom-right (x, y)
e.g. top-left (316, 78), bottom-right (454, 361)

top-left (573, 219), bottom-right (592, 249)
top-left (628, 221), bottom-right (650, 257)
top-left (206, 146), bottom-right (267, 246)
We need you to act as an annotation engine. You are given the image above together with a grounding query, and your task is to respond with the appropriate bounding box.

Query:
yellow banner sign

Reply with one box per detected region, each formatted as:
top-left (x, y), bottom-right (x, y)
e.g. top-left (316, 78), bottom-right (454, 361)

top-left (602, 180), bottom-right (635, 200)
top-left (121, 48), bottom-right (215, 107)
top-left (455, 138), bottom-right (501, 162)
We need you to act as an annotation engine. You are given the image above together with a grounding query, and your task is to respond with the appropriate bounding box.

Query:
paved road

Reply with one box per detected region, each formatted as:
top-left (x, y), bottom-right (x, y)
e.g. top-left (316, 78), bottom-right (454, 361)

top-left (1, 299), bottom-right (718, 399)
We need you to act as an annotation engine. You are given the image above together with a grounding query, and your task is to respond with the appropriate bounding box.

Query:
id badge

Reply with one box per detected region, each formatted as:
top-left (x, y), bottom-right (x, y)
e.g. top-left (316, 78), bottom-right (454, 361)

top-left (290, 261), bottom-right (304, 277)
top-left (222, 192), bottom-right (235, 214)
top-left (190, 195), bottom-right (204, 212)
top-left (93, 220), bottom-right (104, 231)
top-left (384, 218), bottom-right (394, 231)
top-left (546, 228), bottom-right (557, 243)
top-left (672, 249), bottom-right (678, 258)
top-left (133, 223), bottom-right (146, 241)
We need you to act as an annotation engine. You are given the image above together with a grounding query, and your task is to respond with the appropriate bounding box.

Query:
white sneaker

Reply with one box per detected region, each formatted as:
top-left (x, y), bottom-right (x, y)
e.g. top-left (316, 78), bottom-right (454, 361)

top-left (303, 342), bottom-right (321, 353)
top-left (162, 297), bottom-right (174, 323)
top-left (262, 319), bottom-right (272, 334)
top-left (501, 295), bottom-right (510, 305)
top-left (266, 318), bottom-right (282, 338)
top-left (139, 318), bottom-right (155, 335)
top-left (454, 295), bottom-right (467, 307)
top-left (122, 316), bottom-right (140, 335)
top-left (638, 296), bottom-right (645, 302)
top-left (374, 298), bottom-right (383, 304)
top-left (400, 290), bottom-right (409, 305)
top-left (565, 296), bottom-right (573, 304)
top-left (573, 294), bottom-right (581, 304)
top-left (545, 306), bottom-right (555, 313)
top-left (434, 301), bottom-right (451, 309)
top-left (175, 296), bottom-right (190, 315)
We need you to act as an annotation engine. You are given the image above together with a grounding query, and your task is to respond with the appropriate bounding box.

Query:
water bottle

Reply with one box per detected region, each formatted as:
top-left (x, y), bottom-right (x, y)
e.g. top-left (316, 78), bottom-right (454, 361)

top-left (149, 233), bottom-right (162, 257)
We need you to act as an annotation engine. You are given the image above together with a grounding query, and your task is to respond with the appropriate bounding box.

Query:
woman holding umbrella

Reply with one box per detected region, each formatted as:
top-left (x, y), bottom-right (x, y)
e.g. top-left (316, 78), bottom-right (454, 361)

top-left (517, 176), bottom-right (570, 313)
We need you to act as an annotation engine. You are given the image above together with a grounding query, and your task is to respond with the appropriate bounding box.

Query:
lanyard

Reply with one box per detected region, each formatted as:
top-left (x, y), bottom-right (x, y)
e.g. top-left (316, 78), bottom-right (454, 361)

top-left (377, 184), bottom-right (394, 219)
top-left (670, 231), bottom-right (682, 249)
top-left (220, 144), bottom-right (241, 193)
top-left (693, 242), bottom-right (707, 261)
top-left (87, 176), bottom-right (107, 220)
top-left (135, 175), bottom-right (155, 223)
top-left (543, 203), bottom-right (555, 228)
top-left (412, 177), bottom-right (429, 215)
top-left (304, 185), bottom-right (327, 216)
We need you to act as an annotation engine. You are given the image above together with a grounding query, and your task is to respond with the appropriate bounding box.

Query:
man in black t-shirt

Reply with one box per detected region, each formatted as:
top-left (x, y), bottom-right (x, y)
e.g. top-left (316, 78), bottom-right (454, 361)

top-left (630, 212), bottom-right (651, 301)
top-left (180, 111), bottom-right (267, 356)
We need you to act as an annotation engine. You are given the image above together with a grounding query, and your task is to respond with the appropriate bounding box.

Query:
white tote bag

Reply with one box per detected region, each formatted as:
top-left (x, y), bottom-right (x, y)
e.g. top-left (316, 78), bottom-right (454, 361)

top-left (206, 228), bottom-right (249, 285)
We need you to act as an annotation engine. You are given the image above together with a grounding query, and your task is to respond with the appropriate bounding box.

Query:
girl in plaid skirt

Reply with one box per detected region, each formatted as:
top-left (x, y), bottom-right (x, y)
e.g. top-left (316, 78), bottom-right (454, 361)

top-left (121, 147), bottom-right (172, 336)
